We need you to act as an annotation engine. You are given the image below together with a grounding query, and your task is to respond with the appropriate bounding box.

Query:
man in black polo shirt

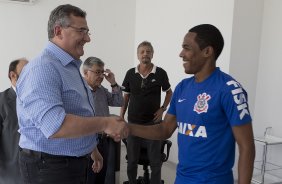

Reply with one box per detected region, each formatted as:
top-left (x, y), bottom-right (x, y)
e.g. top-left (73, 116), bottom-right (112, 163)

top-left (121, 41), bottom-right (172, 184)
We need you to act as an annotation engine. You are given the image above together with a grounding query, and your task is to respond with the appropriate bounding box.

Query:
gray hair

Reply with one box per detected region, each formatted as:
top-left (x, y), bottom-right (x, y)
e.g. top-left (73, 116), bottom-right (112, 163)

top-left (83, 57), bottom-right (105, 71)
top-left (137, 41), bottom-right (154, 53)
top-left (48, 4), bottom-right (86, 39)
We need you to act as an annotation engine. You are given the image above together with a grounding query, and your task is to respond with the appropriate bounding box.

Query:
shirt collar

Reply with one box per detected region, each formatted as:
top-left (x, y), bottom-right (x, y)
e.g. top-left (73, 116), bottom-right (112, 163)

top-left (46, 41), bottom-right (82, 68)
top-left (87, 84), bottom-right (101, 92)
top-left (135, 64), bottom-right (157, 74)
top-left (11, 85), bottom-right (16, 92)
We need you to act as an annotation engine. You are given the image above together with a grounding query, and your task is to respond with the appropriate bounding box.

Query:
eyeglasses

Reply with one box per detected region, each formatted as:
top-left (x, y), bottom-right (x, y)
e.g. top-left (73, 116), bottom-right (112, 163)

top-left (141, 78), bottom-right (148, 89)
top-left (88, 69), bottom-right (105, 76)
top-left (67, 25), bottom-right (91, 36)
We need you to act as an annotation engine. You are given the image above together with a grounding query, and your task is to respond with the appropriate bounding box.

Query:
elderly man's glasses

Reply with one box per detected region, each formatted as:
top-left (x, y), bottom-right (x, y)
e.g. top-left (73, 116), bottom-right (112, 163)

top-left (68, 25), bottom-right (91, 36)
top-left (88, 69), bottom-right (105, 76)
top-left (141, 78), bottom-right (148, 89)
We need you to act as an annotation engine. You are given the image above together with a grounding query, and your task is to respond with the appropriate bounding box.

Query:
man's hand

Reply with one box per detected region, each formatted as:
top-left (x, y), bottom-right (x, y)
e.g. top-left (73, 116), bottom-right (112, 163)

top-left (153, 108), bottom-right (165, 122)
top-left (104, 69), bottom-right (116, 85)
top-left (104, 116), bottom-right (129, 141)
top-left (91, 147), bottom-right (103, 173)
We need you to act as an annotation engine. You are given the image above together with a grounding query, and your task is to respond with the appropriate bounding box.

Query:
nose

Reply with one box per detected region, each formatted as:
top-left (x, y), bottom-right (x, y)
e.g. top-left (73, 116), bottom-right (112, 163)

top-left (84, 34), bottom-right (91, 42)
top-left (179, 49), bottom-right (184, 58)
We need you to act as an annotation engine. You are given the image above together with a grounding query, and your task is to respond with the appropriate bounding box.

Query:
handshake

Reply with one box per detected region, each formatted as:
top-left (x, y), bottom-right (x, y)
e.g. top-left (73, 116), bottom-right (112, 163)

top-left (103, 115), bottom-right (130, 142)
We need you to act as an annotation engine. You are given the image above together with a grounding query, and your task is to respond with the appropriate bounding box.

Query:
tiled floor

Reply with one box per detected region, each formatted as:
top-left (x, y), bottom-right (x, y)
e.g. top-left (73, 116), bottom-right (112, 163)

top-left (116, 144), bottom-right (177, 184)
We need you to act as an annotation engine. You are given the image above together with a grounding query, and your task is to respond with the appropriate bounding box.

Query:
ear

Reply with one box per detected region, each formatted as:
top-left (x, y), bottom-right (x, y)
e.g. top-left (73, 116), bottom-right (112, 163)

top-left (54, 25), bottom-right (63, 39)
top-left (9, 71), bottom-right (15, 79)
top-left (203, 46), bottom-right (213, 58)
top-left (9, 71), bottom-right (18, 82)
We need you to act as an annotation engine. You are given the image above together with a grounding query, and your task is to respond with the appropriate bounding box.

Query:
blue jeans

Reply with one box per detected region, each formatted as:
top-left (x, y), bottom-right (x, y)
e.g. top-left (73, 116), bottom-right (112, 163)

top-left (19, 148), bottom-right (89, 184)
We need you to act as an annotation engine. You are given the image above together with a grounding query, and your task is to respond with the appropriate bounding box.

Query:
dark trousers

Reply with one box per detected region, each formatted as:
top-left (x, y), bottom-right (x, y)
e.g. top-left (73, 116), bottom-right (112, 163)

top-left (86, 136), bottom-right (116, 184)
top-left (127, 135), bottom-right (162, 184)
top-left (19, 148), bottom-right (89, 184)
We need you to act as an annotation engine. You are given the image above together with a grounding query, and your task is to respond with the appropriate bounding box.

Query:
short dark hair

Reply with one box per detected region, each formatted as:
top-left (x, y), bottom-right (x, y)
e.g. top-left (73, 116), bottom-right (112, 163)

top-left (8, 59), bottom-right (21, 80)
top-left (48, 4), bottom-right (86, 39)
top-left (137, 41), bottom-right (154, 53)
top-left (189, 24), bottom-right (224, 60)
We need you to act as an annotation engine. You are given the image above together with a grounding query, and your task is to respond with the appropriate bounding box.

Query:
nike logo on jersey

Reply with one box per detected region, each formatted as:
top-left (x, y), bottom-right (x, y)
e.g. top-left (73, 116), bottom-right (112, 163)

top-left (227, 80), bottom-right (250, 120)
top-left (178, 122), bottom-right (207, 138)
top-left (178, 99), bottom-right (186, 102)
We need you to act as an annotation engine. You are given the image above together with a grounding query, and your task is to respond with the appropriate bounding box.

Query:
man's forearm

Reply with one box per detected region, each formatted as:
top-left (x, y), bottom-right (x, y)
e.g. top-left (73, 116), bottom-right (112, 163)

top-left (51, 114), bottom-right (107, 138)
top-left (112, 90), bottom-right (123, 106)
top-left (162, 89), bottom-right (172, 109)
top-left (120, 94), bottom-right (129, 118)
top-left (129, 123), bottom-right (170, 140)
top-left (237, 146), bottom-right (255, 184)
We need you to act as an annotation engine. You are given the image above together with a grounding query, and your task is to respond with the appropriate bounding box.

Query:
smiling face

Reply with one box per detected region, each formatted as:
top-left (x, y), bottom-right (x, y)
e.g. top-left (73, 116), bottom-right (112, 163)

top-left (179, 32), bottom-right (216, 79)
top-left (179, 32), bottom-right (206, 74)
top-left (54, 14), bottom-right (91, 60)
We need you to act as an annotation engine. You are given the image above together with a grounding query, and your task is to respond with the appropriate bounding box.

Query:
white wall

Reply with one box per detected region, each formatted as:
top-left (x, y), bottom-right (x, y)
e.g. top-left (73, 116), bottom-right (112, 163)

top-left (229, 0), bottom-right (264, 114)
top-left (134, 0), bottom-right (235, 165)
top-left (253, 0), bottom-right (282, 178)
top-left (255, 0), bottom-right (282, 138)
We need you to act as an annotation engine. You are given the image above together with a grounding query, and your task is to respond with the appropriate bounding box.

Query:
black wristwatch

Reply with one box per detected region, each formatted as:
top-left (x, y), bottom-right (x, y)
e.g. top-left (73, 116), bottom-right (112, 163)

top-left (161, 105), bottom-right (167, 111)
top-left (111, 83), bottom-right (118, 88)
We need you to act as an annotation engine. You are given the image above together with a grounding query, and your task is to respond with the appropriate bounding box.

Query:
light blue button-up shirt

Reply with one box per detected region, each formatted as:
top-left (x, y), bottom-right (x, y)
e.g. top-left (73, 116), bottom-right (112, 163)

top-left (16, 41), bottom-right (97, 157)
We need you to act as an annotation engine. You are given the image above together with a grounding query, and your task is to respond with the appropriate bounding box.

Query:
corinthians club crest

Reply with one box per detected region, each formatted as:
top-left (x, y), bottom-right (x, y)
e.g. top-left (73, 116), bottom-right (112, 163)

top-left (194, 93), bottom-right (211, 114)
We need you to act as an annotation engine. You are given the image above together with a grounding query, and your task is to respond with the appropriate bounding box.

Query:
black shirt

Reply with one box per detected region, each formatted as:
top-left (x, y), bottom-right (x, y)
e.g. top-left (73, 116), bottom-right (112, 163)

top-left (122, 65), bottom-right (170, 124)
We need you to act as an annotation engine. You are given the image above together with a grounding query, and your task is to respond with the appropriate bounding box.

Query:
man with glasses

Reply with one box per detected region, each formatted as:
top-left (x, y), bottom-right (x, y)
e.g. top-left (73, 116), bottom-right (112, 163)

top-left (16, 4), bottom-right (127, 184)
top-left (83, 57), bottom-right (123, 184)
top-left (0, 58), bottom-right (28, 184)
top-left (120, 41), bottom-right (172, 184)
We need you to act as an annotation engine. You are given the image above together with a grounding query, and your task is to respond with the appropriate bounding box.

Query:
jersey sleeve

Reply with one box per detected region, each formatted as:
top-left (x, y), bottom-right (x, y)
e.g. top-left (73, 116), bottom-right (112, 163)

top-left (157, 67), bottom-right (171, 92)
top-left (161, 70), bottom-right (171, 92)
top-left (221, 80), bottom-right (252, 126)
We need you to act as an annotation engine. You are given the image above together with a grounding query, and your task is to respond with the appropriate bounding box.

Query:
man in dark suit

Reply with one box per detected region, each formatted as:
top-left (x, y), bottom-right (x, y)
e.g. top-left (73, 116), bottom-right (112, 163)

top-left (0, 58), bottom-right (28, 184)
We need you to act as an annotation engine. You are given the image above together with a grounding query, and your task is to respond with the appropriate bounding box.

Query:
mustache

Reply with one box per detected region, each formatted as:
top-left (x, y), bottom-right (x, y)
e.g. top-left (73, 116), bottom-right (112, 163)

top-left (142, 57), bottom-right (150, 59)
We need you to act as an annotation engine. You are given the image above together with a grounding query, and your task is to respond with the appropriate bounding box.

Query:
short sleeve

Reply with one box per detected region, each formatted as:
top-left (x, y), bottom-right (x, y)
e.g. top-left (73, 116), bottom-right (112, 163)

top-left (161, 69), bottom-right (171, 92)
top-left (221, 81), bottom-right (252, 126)
top-left (122, 69), bottom-right (132, 93)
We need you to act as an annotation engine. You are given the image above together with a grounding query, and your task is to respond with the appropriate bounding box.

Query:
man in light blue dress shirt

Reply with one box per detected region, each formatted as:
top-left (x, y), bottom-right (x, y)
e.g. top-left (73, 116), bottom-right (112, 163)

top-left (16, 4), bottom-right (127, 184)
